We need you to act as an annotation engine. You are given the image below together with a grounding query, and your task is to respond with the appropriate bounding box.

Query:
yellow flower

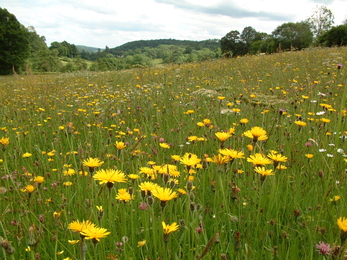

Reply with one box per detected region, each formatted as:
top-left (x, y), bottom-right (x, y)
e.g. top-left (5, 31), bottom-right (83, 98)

top-left (338, 217), bottom-right (347, 232)
top-left (68, 220), bottom-right (95, 233)
top-left (254, 167), bottom-right (274, 176)
top-left (137, 240), bottom-right (147, 247)
top-left (152, 187), bottom-right (178, 202)
top-left (63, 182), bottom-right (73, 186)
top-left (162, 222), bottom-right (179, 234)
top-left (93, 169), bottom-right (127, 184)
top-left (115, 141), bottom-right (127, 150)
top-left (243, 127), bottom-right (268, 142)
top-left (139, 181), bottom-right (159, 193)
top-left (320, 118), bottom-right (331, 123)
top-left (215, 132), bottom-right (232, 142)
top-left (80, 226), bottom-right (111, 242)
top-left (68, 240), bottom-right (80, 245)
top-left (0, 137), bottom-right (10, 147)
top-left (115, 188), bottom-right (134, 202)
top-left (218, 148), bottom-right (245, 160)
top-left (247, 144), bottom-right (253, 152)
top-left (22, 152), bottom-right (32, 158)
top-left (180, 153), bottom-right (201, 167)
top-left (25, 185), bottom-right (35, 193)
top-left (159, 143), bottom-right (170, 149)
top-left (211, 154), bottom-right (230, 165)
top-left (217, 96), bottom-right (226, 100)
top-left (240, 118), bottom-right (249, 124)
top-left (305, 154), bottom-right (314, 159)
top-left (63, 168), bottom-right (76, 176)
top-left (247, 153), bottom-right (273, 166)
top-left (34, 176), bottom-right (44, 184)
top-left (330, 195), bottom-right (341, 202)
top-left (171, 155), bottom-right (181, 161)
top-left (83, 157), bottom-right (104, 171)
top-left (128, 174), bottom-right (140, 180)
top-left (294, 121), bottom-right (307, 127)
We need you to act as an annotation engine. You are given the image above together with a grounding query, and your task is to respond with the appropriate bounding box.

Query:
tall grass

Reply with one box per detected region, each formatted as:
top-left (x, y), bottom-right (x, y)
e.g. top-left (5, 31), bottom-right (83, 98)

top-left (0, 47), bottom-right (346, 259)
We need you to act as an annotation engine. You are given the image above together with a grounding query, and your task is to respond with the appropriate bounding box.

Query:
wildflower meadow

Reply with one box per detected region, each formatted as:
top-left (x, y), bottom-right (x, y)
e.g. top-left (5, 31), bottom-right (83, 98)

top-left (1, 47), bottom-right (347, 260)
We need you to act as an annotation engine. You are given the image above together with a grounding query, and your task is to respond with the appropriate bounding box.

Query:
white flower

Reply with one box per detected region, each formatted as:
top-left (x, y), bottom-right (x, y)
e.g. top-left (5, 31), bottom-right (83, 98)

top-left (319, 149), bottom-right (326, 152)
top-left (316, 111), bottom-right (325, 115)
top-left (337, 148), bottom-right (344, 153)
top-left (327, 154), bottom-right (334, 157)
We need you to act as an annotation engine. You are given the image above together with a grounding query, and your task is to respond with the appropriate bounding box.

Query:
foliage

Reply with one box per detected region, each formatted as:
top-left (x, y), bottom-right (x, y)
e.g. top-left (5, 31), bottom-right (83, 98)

top-left (318, 25), bottom-right (347, 47)
top-left (272, 21), bottom-right (313, 50)
top-left (0, 8), bottom-right (30, 75)
top-left (307, 5), bottom-right (335, 39)
top-left (220, 30), bottom-right (246, 57)
top-left (49, 40), bottom-right (79, 58)
top-left (111, 38), bottom-right (220, 56)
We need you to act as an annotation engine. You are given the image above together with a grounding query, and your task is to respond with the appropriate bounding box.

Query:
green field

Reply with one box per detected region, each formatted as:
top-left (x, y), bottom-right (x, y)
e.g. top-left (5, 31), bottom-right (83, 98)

top-left (0, 47), bottom-right (347, 260)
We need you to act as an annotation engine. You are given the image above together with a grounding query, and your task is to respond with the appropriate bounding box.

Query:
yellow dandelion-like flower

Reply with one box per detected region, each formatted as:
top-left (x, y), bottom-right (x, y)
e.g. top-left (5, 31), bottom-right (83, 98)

top-left (211, 154), bottom-right (230, 165)
top-left (22, 152), bottom-right (32, 158)
top-left (139, 181), bottom-right (159, 193)
top-left (93, 169), bottom-right (127, 184)
top-left (83, 157), bottom-right (104, 172)
top-left (254, 167), bottom-right (274, 176)
top-left (162, 222), bottom-right (179, 234)
top-left (337, 217), bottom-right (347, 232)
top-left (0, 137), bottom-right (10, 149)
top-left (25, 185), bottom-right (35, 193)
top-left (243, 127), bottom-right (268, 142)
top-left (218, 148), bottom-right (245, 160)
top-left (180, 153), bottom-right (201, 167)
top-left (294, 121), bottom-right (307, 127)
top-left (159, 143), bottom-right (170, 149)
top-left (68, 220), bottom-right (95, 233)
top-left (215, 132), bottom-right (232, 142)
top-left (247, 153), bottom-right (273, 166)
top-left (63, 168), bottom-right (76, 176)
top-left (137, 240), bottom-right (147, 247)
top-left (80, 226), bottom-right (110, 242)
top-left (115, 141), bottom-right (127, 150)
top-left (330, 195), bottom-right (341, 202)
top-left (320, 118), bottom-right (331, 123)
top-left (240, 118), bottom-right (249, 125)
top-left (152, 187), bottom-right (178, 202)
top-left (115, 188), bottom-right (134, 202)
top-left (305, 154), bottom-right (314, 159)
top-left (68, 240), bottom-right (80, 245)
top-left (33, 176), bottom-right (44, 184)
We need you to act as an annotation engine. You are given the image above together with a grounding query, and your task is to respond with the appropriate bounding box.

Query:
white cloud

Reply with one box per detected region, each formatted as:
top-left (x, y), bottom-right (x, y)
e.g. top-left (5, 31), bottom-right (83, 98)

top-left (2, 0), bottom-right (346, 48)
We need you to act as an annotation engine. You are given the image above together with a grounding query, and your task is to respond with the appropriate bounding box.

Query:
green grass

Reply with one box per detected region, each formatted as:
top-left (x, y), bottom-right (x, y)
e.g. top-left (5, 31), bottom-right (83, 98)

top-left (0, 47), bottom-right (346, 260)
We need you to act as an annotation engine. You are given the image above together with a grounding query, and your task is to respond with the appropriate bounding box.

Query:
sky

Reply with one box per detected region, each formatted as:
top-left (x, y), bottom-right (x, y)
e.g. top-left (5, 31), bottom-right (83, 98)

top-left (2, 0), bottom-right (347, 49)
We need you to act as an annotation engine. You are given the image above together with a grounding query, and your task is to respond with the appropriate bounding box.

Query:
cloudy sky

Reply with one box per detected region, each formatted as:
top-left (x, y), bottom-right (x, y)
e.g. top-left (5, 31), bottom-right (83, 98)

top-left (2, 0), bottom-right (347, 48)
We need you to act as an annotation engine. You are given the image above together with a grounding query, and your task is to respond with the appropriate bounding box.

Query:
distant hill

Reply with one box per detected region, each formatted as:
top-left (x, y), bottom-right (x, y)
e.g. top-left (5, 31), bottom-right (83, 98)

top-left (76, 45), bottom-right (104, 53)
top-left (111, 39), bottom-right (220, 56)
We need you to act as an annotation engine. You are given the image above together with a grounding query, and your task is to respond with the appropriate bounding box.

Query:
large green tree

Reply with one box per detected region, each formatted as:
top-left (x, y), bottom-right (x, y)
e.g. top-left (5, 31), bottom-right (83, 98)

top-left (272, 21), bottom-right (313, 50)
top-left (318, 25), bottom-right (347, 47)
top-left (220, 30), bottom-right (247, 57)
top-left (0, 8), bottom-right (30, 74)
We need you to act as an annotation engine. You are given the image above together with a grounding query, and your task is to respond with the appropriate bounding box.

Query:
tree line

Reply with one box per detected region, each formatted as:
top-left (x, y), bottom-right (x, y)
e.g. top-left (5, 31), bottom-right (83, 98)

top-left (0, 6), bottom-right (346, 75)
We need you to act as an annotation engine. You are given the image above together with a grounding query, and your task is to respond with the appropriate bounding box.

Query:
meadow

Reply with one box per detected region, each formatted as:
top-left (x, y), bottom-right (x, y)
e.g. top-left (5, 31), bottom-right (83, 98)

top-left (0, 46), bottom-right (347, 260)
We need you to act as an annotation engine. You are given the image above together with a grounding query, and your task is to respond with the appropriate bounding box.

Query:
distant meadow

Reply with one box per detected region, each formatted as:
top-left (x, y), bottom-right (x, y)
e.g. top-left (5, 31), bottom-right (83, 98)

top-left (1, 46), bottom-right (347, 260)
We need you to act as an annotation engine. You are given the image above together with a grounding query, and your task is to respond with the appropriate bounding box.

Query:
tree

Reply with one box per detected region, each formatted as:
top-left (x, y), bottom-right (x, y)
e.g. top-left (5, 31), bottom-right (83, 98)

top-left (220, 30), bottom-right (247, 57)
top-left (307, 5), bottom-right (334, 39)
top-left (318, 25), bottom-right (347, 47)
top-left (0, 8), bottom-right (30, 75)
top-left (27, 26), bottom-right (48, 55)
top-left (272, 21), bottom-right (313, 50)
